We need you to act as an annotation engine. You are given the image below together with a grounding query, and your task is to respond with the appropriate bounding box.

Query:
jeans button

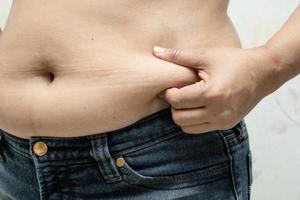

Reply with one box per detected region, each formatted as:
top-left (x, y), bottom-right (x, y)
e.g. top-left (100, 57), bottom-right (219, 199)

top-left (115, 156), bottom-right (125, 168)
top-left (33, 141), bottom-right (48, 156)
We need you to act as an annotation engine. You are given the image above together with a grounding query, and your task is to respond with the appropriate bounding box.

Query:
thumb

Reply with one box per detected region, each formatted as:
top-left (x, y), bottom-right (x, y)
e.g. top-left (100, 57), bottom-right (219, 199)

top-left (158, 87), bottom-right (179, 101)
top-left (158, 88), bottom-right (172, 100)
top-left (153, 46), bottom-right (206, 68)
top-left (158, 89), bottom-right (166, 99)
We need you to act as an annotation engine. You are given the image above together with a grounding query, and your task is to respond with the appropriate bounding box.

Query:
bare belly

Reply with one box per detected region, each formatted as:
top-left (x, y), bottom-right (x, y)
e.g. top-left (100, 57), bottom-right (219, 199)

top-left (0, 0), bottom-right (241, 139)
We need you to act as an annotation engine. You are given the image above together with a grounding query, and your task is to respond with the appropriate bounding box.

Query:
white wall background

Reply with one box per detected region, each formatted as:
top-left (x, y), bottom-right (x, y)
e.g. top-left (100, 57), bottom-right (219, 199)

top-left (0, 0), bottom-right (10, 30)
top-left (0, 1), bottom-right (300, 200)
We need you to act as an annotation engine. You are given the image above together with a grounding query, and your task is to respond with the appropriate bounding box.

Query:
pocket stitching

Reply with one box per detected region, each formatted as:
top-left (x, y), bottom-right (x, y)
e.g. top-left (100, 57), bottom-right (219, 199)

top-left (118, 156), bottom-right (230, 190)
top-left (118, 129), bottom-right (183, 156)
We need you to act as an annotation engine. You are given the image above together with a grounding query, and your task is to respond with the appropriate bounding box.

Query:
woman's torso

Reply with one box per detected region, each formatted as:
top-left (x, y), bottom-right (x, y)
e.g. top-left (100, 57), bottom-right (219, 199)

top-left (0, 0), bottom-right (241, 139)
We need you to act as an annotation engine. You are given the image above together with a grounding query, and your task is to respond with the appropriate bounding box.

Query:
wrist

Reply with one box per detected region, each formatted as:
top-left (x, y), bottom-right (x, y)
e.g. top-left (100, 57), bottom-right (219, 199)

top-left (254, 45), bottom-right (292, 95)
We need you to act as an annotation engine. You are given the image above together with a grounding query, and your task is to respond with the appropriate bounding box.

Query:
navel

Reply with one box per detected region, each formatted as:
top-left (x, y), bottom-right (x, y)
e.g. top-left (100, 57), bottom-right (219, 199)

top-left (47, 71), bottom-right (55, 83)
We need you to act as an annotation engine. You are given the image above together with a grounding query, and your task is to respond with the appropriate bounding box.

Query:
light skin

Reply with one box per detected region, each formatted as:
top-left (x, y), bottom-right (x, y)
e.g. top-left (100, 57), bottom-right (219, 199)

top-left (153, 5), bottom-right (300, 134)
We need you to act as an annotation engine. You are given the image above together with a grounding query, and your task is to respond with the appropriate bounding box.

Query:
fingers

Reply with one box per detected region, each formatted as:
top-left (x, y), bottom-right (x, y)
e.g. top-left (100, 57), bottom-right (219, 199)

top-left (170, 106), bottom-right (214, 134)
top-left (159, 80), bottom-right (207, 109)
top-left (153, 46), bottom-right (206, 69)
top-left (171, 107), bottom-right (210, 127)
top-left (181, 122), bottom-right (216, 134)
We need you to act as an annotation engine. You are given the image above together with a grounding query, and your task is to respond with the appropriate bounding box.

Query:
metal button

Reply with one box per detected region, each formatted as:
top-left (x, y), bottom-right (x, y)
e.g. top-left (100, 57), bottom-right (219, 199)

top-left (115, 157), bottom-right (125, 168)
top-left (33, 141), bottom-right (48, 156)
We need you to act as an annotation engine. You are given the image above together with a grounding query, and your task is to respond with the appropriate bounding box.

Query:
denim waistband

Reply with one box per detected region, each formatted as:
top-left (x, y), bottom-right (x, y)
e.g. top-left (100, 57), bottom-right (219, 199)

top-left (0, 106), bottom-right (247, 164)
top-left (0, 106), bottom-right (183, 161)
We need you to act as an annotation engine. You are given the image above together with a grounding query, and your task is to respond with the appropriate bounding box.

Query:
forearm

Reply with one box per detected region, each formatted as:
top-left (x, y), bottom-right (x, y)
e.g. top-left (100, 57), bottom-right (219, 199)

top-left (263, 5), bottom-right (300, 90)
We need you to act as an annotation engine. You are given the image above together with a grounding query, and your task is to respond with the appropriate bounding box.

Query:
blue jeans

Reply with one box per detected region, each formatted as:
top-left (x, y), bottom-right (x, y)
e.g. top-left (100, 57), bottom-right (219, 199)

top-left (0, 107), bottom-right (252, 200)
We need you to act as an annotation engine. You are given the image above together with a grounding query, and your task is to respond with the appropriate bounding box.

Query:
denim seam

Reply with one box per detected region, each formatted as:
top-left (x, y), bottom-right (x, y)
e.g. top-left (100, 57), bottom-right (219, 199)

top-left (115, 130), bottom-right (183, 156)
top-left (91, 136), bottom-right (122, 182)
top-left (29, 140), bottom-right (48, 200)
top-left (100, 136), bottom-right (122, 181)
top-left (93, 139), bottom-right (112, 180)
top-left (117, 176), bottom-right (228, 192)
top-left (119, 160), bottom-right (230, 190)
top-left (0, 135), bottom-right (4, 162)
top-left (100, 137), bottom-right (115, 178)
top-left (123, 162), bottom-right (229, 180)
top-left (34, 167), bottom-right (48, 200)
top-left (218, 130), bottom-right (239, 200)
top-left (247, 151), bottom-right (253, 200)
top-left (36, 157), bottom-right (96, 165)
top-left (225, 134), bottom-right (249, 147)
top-left (109, 125), bottom-right (180, 154)
top-left (0, 153), bottom-right (4, 162)
top-left (223, 124), bottom-right (248, 147)
top-left (0, 129), bottom-right (29, 147)
top-left (5, 142), bottom-right (32, 159)
top-left (124, 174), bottom-right (229, 191)
top-left (30, 162), bottom-right (97, 174)
top-left (137, 126), bottom-right (181, 145)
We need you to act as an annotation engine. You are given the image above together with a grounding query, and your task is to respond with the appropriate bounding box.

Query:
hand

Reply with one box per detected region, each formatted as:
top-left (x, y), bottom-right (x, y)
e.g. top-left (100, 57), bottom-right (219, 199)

top-left (153, 46), bottom-right (279, 134)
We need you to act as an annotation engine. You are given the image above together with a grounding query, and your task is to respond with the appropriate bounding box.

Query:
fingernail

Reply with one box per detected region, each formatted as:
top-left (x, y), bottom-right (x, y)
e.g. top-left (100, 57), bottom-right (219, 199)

top-left (153, 46), bottom-right (166, 54)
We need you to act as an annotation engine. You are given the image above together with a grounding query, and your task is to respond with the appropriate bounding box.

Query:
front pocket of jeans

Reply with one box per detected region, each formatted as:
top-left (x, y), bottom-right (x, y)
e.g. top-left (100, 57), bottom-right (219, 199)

top-left (115, 130), bottom-right (231, 190)
top-left (118, 155), bottom-right (230, 190)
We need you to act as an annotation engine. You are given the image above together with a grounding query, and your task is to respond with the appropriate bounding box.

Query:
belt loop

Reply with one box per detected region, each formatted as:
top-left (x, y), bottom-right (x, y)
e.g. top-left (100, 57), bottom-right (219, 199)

top-left (91, 134), bottom-right (122, 183)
